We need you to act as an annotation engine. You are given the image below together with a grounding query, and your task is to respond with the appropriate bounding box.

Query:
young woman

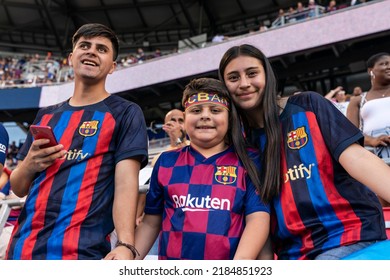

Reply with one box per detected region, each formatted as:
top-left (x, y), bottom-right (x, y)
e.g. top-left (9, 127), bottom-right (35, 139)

top-left (347, 52), bottom-right (390, 207)
top-left (218, 44), bottom-right (390, 260)
top-left (135, 77), bottom-right (270, 260)
top-left (347, 53), bottom-right (390, 159)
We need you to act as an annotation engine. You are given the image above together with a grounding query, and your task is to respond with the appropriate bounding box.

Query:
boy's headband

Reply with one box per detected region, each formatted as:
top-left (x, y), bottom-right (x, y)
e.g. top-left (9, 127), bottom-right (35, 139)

top-left (184, 92), bottom-right (229, 110)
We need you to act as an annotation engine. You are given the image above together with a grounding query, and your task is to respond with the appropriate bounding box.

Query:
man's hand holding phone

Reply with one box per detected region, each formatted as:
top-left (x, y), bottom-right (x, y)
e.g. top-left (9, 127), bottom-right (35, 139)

top-left (25, 125), bottom-right (67, 173)
top-left (30, 125), bottom-right (58, 148)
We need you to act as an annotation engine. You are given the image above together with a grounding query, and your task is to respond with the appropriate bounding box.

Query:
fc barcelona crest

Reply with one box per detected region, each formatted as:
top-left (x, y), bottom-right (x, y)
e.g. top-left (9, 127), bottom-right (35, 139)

top-left (287, 126), bottom-right (308, 149)
top-left (79, 121), bottom-right (99, 137)
top-left (215, 166), bottom-right (237, 185)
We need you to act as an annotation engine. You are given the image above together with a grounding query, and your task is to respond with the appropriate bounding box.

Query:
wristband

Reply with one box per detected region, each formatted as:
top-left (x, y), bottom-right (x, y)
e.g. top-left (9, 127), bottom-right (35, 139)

top-left (115, 240), bottom-right (140, 258)
top-left (175, 137), bottom-right (183, 146)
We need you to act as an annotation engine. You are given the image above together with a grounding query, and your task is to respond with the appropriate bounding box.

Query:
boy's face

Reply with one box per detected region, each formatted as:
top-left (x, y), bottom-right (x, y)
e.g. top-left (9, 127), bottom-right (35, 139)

top-left (69, 36), bottom-right (116, 81)
top-left (184, 102), bottom-right (229, 152)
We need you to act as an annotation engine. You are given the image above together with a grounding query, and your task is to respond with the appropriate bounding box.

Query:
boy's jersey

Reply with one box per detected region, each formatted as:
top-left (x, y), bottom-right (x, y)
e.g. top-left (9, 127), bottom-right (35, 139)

top-left (145, 145), bottom-right (269, 260)
top-left (254, 92), bottom-right (386, 259)
top-left (7, 95), bottom-right (148, 260)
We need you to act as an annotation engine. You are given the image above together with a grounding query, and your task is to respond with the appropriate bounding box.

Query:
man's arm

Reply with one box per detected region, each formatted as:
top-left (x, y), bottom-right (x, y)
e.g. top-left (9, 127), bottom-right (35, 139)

top-left (104, 158), bottom-right (141, 260)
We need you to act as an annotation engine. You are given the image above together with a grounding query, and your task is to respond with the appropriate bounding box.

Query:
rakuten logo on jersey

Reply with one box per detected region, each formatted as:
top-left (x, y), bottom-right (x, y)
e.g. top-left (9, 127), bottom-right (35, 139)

top-left (172, 194), bottom-right (231, 212)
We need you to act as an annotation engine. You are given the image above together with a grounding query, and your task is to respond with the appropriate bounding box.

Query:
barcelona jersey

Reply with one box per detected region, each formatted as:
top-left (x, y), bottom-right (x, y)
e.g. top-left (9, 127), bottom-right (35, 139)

top-left (145, 145), bottom-right (270, 260)
top-left (252, 92), bottom-right (386, 259)
top-left (7, 95), bottom-right (148, 260)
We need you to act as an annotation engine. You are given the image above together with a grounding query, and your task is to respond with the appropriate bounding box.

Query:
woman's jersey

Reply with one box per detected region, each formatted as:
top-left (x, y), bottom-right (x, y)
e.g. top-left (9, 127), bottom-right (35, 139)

top-left (252, 92), bottom-right (386, 259)
top-left (145, 145), bottom-right (270, 260)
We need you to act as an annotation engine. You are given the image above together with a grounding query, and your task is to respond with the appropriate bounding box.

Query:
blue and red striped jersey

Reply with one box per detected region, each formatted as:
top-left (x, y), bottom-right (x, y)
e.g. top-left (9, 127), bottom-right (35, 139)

top-left (253, 92), bottom-right (386, 259)
top-left (7, 95), bottom-right (148, 260)
top-left (145, 145), bottom-right (270, 260)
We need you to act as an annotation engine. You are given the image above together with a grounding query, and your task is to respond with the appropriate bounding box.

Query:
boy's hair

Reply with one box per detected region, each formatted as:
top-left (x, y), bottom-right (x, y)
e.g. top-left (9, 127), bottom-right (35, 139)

top-left (182, 77), bottom-right (262, 199)
top-left (72, 23), bottom-right (120, 61)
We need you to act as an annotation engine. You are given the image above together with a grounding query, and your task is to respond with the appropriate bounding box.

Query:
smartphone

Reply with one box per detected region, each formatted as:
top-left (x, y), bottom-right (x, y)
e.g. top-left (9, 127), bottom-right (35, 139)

top-left (30, 125), bottom-right (58, 148)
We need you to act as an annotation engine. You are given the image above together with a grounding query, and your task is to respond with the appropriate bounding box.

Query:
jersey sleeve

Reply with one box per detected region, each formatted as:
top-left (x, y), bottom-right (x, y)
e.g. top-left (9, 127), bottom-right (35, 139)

top-left (114, 103), bottom-right (148, 168)
top-left (0, 123), bottom-right (9, 165)
top-left (304, 92), bottom-right (363, 160)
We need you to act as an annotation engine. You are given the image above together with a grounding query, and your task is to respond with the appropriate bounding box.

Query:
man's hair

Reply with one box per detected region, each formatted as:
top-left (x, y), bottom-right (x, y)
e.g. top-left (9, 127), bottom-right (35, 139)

top-left (72, 23), bottom-right (120, 61)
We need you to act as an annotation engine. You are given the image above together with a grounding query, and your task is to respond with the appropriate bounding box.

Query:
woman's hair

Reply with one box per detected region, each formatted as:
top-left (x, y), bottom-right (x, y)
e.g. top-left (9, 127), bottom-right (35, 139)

top-left (182, 77), bottom-right (262, 195)
top-left (366, 52), bottom-right (390, 68)
top-left (218, 44), bottom-right (281, 203)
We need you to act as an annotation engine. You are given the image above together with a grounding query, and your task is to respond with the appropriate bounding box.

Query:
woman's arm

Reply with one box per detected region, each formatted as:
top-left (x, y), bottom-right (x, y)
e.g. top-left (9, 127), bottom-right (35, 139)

top-left (135, 214), bottom-right (162, 259)
top-left (339, 143), bottom-right (390, 204)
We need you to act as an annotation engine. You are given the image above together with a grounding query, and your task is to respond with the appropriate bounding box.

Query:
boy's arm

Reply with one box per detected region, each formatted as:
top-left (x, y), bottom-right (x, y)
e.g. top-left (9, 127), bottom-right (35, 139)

top-left (135, 214), bottom-right (162, 259)
top-left (233, 211), bottom-right (270, 260)
top-left (104, 158), bottom-right (140, 260)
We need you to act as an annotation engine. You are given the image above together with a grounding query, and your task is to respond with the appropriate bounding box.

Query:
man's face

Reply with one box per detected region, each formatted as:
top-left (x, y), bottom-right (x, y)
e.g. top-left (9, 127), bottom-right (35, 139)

top-left (165, 110), bottom-right (185, 132)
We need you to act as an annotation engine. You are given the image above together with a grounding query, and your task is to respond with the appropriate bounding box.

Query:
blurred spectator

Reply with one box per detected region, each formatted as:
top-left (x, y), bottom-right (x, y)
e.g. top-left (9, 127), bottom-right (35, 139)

top-left (347, 52), bottom-right (390, 161)
top-left (352, 86), bottom-right (363, 96)
top-left (326, 0), bottom-right (337, 12)
top-left (136, 47), bottom-right (146, 62)
top-left (325, 86), bottom-right (349, 115)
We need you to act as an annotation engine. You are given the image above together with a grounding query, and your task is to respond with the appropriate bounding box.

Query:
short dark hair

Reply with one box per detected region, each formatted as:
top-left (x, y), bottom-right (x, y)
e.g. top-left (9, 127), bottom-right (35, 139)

top-left (72, 23), bottom-right (120, 61)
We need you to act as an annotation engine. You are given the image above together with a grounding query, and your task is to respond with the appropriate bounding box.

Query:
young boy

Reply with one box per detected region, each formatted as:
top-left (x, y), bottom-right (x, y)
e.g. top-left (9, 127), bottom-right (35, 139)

top-left (135, 78), bottom-right (270, 260)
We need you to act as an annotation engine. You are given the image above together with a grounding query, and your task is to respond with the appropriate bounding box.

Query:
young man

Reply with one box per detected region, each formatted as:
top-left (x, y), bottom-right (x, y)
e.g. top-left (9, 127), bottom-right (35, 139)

top-left (7, 23), bottom-right (148, 260)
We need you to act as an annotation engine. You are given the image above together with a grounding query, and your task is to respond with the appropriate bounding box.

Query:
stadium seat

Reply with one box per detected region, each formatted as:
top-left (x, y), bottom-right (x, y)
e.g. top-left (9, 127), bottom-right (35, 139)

top-left (383, 207), bottom-right (390, 239)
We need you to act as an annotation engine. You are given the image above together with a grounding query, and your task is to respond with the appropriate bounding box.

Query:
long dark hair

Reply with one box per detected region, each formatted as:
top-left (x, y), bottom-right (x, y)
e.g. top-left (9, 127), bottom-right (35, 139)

top-left (182, 77), bottom-right (262, 196)
top-left (218, 44), bottom-right (282, 203)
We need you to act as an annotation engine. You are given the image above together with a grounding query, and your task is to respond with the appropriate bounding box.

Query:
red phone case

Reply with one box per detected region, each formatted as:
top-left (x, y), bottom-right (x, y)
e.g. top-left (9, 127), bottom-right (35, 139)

top-left (30, 125), bottom-right (58, 148)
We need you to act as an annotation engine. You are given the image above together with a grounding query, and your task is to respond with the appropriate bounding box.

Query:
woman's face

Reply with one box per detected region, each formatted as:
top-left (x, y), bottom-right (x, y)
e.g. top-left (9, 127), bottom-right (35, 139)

top-left (223, 55), bottom-right (266, 111)
top-left (372, 55), bottom-right (390, 83)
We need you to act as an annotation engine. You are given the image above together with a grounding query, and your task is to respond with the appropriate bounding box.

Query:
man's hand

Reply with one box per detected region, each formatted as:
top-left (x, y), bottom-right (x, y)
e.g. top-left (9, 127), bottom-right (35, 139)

top-left (22, 139), bottom-right (66, 175)
top-left (163, 120), bottom-right (183, 141)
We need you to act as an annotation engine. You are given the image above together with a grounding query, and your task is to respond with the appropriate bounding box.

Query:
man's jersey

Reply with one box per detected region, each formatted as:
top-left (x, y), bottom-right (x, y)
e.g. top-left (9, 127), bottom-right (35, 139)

top-left (145, 145), bottom-right (270, 260)
top-left (7, 95), bottom-right (148, 260)
top-left (252, 92), bottom-right (386, 259)
top-left (0, 123), bottom-right (9, 165)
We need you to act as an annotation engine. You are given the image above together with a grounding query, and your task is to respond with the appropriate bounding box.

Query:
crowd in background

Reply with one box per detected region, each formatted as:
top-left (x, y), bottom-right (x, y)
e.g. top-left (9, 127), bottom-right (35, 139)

top-left (1, 0), bottom-right (372, 90)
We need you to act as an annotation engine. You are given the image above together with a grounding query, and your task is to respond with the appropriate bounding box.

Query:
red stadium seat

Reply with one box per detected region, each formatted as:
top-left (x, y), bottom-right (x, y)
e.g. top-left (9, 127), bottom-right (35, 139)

top-left (383, 207), bottom-right (390, 239)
